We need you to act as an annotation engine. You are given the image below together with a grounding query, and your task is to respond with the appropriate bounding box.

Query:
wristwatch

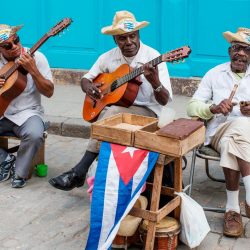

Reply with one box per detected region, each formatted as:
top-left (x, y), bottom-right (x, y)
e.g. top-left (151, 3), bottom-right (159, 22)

top-left (153, 84), bottom-right (163, 93)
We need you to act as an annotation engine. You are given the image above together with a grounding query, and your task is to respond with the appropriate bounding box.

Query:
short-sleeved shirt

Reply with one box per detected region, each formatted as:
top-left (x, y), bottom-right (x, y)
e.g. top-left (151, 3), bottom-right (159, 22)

top-left (83, 41), bottom-right (172, 117)
top-left (0, 48), bottom-right (53, 126)
top-left (192, 62), bottom-right (250, 144)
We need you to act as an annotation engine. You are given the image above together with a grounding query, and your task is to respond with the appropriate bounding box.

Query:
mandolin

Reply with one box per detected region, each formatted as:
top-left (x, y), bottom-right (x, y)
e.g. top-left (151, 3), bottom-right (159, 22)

top-left (83, 46), bottom-right (191, 122)
top-left (0, 17), bottom-right (72, 116)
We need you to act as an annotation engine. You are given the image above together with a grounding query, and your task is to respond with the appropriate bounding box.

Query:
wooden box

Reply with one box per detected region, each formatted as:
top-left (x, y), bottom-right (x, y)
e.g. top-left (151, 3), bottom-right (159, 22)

top-left (91, 113), bottom-right (158, 146)
top-left (134, 121), bottom-right (205, 157)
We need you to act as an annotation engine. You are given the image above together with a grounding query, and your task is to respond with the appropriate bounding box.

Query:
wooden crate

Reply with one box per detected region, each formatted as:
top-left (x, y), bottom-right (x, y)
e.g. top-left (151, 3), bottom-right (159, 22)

top-left (91, 113), bottom-right (158, 146)
top-left (134, 121), bottom-right (205, 156)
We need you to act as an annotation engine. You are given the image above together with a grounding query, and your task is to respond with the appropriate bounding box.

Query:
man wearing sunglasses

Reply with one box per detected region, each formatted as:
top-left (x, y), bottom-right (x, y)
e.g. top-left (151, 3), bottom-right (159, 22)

top-left (0, 24), bottom-right (54, 188)
top-left (187, 27), bottom-right (250, 237)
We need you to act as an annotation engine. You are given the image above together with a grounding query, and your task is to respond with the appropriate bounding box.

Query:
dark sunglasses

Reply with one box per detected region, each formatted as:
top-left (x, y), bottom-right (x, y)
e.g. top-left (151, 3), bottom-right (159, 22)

top-left (0, 36), bottom-right (20, 50)
top-left (231, 44), bottom-right (250, 53)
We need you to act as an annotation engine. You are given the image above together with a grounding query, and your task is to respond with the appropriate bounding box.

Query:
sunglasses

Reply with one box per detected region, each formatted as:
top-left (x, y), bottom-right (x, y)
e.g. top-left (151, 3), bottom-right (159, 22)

top-left (231, 44), bottom-right (250, 53)
top-left (0, 36), bottom-right (20, 50)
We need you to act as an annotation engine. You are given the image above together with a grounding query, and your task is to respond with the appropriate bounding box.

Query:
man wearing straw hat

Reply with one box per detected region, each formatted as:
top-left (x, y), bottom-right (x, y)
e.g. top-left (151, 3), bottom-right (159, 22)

top-left (187, 27), bottom-right (250, 237)
top-left (0, 24), bottom-right (54, 188)
top-left (49, 11), bottom-right (172, 190)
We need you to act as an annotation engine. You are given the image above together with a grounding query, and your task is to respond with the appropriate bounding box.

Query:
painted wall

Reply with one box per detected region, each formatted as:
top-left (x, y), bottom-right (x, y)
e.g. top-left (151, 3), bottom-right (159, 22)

top-left (1, 0), bottom-right (250, 77)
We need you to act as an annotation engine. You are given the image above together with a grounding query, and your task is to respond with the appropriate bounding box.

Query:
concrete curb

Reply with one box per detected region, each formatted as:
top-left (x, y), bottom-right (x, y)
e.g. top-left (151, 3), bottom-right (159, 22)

top-left (45, 115), bottom-right (91, 139)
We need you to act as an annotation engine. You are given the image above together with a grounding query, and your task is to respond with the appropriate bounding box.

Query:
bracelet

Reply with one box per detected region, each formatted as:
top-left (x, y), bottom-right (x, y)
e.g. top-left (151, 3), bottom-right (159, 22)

top-left (153, 84), bottom-right (163, 93)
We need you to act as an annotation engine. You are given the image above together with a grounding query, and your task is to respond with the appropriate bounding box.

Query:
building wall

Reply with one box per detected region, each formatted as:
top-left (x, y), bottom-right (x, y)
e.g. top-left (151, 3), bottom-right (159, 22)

top-left (1, 0), bottom-right (250, 77)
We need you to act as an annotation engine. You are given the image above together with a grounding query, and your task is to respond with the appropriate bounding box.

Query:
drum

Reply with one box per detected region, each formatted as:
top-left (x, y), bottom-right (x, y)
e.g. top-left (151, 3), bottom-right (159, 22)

top-left (140, 216), bottom-right (180, 250)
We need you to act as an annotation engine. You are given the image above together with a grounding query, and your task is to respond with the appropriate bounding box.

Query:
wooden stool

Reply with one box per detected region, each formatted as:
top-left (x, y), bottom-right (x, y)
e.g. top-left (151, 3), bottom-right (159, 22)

top-left (128, 154), bottom-right (182, 250)
top-left (0, 122), bottom-right (49, 179)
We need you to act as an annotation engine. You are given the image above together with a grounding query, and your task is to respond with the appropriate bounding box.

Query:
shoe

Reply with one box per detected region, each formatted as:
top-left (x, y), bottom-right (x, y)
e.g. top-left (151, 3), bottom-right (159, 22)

top-left (223, 210), bottom-right (243, 237)
top-left (245, 201), bottom-right (250, 218)
top-left (0, 154), bottom-right (16, 182)
top-left (48, 170), bottom-right (85, 191)
top-left (11, 164), bottom-right (26, 188)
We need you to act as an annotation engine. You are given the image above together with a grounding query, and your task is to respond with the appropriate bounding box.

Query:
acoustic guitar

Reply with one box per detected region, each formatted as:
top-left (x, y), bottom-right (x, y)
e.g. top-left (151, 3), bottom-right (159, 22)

top-left (0, 17), bottom-right (72, 116)
top-left (83, 46), bottom-right (191, 122)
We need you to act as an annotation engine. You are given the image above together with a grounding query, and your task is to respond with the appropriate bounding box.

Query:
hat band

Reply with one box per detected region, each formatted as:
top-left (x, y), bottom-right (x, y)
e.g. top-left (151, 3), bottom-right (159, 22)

top-left (118, 20), bottom-right (137, 32)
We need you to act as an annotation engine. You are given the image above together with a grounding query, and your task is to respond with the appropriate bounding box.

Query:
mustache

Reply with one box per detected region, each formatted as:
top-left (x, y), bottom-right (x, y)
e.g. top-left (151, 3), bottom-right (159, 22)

top-left (231, 55), bottom-right (248, 63)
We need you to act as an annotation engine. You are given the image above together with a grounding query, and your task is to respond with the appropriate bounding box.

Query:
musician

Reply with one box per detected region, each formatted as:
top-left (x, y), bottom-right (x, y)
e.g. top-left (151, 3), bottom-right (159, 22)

top-left (187, 27), bottom-right (250, 237)
top-left (49, 11), bottom-right (172, 191)
top-left (0, 24), bottom-right (54, 188)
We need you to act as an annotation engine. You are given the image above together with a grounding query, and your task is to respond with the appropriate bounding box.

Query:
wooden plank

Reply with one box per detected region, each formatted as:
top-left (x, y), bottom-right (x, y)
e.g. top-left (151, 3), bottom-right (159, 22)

top-left (146, 182), bottom-right (175, 196)
top-left (134, 124), bottom-right (205, 156)
top-left (128, 207), bottom-right (157, 222)
top-left (174, 157), bottom-right (182, 219)
top-left (91, 113), bottom-right (157, 146)
top-left (145, 221), bottom-right (157, 250)
top-left (156, 196), bottom-right (181, 222)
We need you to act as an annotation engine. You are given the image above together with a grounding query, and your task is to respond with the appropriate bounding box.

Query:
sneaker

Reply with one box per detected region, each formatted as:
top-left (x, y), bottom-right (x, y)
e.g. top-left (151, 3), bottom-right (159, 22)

top-left (0, 154), bottom-right (16, 182)
top-left (11, 165), bottom-right (26, 188)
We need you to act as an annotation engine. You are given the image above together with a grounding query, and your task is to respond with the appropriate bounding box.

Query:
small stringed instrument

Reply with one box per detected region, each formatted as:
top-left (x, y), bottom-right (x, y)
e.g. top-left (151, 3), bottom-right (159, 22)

top-left (83, 46), bottom-right (191, 122)
top-left (0, 17), bottom-right (72, 116)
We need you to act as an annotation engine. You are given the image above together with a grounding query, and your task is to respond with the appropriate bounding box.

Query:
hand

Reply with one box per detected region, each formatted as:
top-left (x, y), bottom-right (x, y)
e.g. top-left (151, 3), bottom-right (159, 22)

top-left (210, 99), bottom-right (235, 116)
top-left (240, 102), bottom-right (250, 116)
top-left (85, 82), bottom-right (103, 100)
top-left (0, 77), bottom-right (5, 88)
top-left (142, 62), bottom-right (161, 87)
top-left (18, 52), bottom-right (37, 75)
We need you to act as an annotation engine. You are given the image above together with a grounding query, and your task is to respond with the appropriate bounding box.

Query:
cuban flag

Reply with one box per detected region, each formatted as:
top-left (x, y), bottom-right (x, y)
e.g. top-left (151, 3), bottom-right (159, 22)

top-left (85, 142), bottom-right (159, 250)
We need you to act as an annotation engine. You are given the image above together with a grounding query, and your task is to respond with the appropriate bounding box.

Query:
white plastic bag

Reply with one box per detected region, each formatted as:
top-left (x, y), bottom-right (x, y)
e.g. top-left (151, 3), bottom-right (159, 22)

top-left (176, 192), bottom-right (210, 248)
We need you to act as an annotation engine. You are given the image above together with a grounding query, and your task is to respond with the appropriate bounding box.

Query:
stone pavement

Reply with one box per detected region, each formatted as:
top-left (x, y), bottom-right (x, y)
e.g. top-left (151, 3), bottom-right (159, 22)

top-left (0, 84), bottom-right (250, 250)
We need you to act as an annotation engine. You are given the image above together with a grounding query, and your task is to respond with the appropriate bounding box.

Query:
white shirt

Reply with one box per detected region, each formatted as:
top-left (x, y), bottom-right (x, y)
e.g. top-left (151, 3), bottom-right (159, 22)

top-left (84, 41), bottom-right (172, 117)
top-left (0, 48), bottom-right (53, 126)
top-left (193, 62), bottom-right (250, 144)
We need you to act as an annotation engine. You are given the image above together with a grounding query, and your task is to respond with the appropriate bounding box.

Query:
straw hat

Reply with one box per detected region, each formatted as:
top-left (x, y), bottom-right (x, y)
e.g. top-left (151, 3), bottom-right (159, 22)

top-left (101, 10), bottom-right (149, 36)
top-left (0, 24), bottom-right (23, 44)
top-left (223, 27), bottom-right (250, 45)
top-left (117, 195), bottom-right (148, 237)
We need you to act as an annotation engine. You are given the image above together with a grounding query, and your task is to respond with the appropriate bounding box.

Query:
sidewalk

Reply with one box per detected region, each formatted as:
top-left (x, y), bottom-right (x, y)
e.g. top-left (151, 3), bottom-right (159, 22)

top-left (0, 84), bottom-right (249, 250)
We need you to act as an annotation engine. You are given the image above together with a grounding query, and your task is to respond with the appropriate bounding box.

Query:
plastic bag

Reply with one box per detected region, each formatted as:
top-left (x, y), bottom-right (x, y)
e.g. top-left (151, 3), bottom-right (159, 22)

top-left (175, 192), bottom-right (210, 248)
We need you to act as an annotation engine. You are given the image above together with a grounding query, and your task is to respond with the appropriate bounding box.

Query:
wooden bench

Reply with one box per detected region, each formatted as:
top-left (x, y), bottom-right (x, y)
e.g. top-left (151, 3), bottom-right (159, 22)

top-left (0, 122), bottom-right (49, 179)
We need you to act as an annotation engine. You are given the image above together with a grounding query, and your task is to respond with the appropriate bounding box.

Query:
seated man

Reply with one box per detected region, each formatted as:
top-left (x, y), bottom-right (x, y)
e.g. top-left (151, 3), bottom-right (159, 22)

top-left (0, 24), bottom-right (54, 188)
top-left (49, 10), bottom-right (172, 191)
top-left (187, 27), bottom-right (250, 237)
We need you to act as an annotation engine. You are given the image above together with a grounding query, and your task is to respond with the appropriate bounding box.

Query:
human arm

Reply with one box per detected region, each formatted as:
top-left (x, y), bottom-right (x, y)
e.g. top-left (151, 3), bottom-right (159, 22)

top-left (18, 52), bottom-right (54, 97)
top-left (143, 62), bottom-right (169, 105)
top-left (187, 99), bottom-right (214, 120)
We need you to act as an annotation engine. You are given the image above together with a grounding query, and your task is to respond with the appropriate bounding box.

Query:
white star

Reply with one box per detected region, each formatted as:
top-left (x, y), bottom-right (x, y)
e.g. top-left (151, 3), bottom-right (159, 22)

top-left (122, 147), bottom-right (140, 157)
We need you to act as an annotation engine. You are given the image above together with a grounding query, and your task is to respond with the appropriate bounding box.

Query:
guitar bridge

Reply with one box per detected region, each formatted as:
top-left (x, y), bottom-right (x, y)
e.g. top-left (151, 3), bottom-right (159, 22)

top-left (93, 100), bottom-right (97, 108)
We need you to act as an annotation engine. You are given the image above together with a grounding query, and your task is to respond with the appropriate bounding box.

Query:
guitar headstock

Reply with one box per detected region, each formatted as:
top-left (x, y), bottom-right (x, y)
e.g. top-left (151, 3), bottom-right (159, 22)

top-left (47, 18), bottom-right (73, 37)
top-left (162, 46), bottom-right (191, 63)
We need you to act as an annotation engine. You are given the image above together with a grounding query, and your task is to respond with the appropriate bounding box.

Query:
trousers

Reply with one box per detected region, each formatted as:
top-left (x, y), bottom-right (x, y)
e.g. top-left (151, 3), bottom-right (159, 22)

top-left (0, 115), bottom-right (44, 178)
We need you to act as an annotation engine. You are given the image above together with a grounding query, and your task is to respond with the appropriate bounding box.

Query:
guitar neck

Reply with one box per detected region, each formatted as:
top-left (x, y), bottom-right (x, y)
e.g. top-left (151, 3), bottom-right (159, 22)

top-left (3, 34), bottom-right (49, 79)
top-left (111, 55), bottom-right (163, 91)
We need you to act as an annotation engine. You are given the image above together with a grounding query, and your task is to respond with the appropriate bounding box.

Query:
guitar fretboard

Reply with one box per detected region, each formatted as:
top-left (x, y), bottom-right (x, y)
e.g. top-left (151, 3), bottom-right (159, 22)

top-left (111, 55), bottom-right (163, 91)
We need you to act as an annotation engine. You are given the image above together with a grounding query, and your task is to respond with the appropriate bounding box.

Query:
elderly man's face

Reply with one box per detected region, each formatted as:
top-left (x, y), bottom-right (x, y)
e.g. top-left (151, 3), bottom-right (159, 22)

top-left (114, 30), bottom-right (140, 57)
top-left (229, 42), bottom-right (250, 73)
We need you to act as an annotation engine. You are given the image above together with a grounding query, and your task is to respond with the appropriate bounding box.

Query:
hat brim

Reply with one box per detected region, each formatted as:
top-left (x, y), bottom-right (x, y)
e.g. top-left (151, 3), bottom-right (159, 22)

top-left (223, 31), bottom-right (250, 45)
top-left (101, 21), bottom-right (149, 35)
top-left (117, 196), bottom-right (148, 237)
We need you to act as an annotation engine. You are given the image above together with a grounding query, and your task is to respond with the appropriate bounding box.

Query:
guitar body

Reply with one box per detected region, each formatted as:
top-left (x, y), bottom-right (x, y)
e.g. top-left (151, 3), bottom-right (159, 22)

top-left (83, 64), bottom-right (140, 122)
top-left (0, 62), bottom-right (27, 116)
